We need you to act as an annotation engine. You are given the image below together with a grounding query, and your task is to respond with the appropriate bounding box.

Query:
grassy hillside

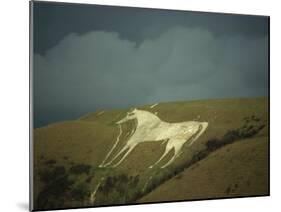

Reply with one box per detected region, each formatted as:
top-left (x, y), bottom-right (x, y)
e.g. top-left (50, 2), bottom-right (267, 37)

top-left (140, 136), bottom-right (268, 202)
top-left (33, 97), bottom-right (269, 210)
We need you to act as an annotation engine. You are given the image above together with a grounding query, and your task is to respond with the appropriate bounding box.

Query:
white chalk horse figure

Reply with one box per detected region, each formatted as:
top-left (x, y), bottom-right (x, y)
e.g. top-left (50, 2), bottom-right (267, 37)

top-left (100, 108), bottom-right (208, 169)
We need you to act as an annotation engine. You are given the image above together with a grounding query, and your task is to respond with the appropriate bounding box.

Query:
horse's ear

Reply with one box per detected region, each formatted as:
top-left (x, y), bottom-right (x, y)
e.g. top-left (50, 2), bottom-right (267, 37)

top-left (133, 108), bottom-right (137, 112)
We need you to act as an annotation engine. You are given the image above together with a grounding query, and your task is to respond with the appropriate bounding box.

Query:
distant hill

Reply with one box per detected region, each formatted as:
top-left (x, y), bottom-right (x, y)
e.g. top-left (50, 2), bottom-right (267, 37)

top-left (33, 97), bottom-right (269, 210)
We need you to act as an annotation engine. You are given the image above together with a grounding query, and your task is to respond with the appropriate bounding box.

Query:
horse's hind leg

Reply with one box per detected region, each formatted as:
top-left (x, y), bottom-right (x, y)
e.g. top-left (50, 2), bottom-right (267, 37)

top-left (161, 150), bottom-right (183, 168)
top-left (161, 154), bottom-right (176, 169)
top-left (149, 144), bottom-right (171, 169)
top-left (161, 141), bottom-right (184, 169)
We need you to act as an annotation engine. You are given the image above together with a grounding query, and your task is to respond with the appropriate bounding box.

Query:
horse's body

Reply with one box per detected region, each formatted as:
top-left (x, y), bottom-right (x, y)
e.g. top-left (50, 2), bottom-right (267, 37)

top-left (100, 109), bottom-right (208, 168)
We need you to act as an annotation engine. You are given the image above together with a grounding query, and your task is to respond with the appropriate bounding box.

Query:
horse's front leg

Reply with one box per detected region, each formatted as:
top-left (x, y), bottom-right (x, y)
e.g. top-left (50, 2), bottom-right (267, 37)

top-left (99, 124), bottom-right (122, 167)
top-left (161, 154), bottom-right (176, 169)
top-left (112, 143), bottom-right (137, 167)
top-left (103, 144), bottom-right (129, 167)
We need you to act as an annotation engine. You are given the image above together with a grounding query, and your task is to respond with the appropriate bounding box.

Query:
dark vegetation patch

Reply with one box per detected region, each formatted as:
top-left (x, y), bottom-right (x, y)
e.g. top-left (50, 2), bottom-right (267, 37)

top-left (206, 123), bottom-right (265, 152)
top-left (63, 156), bottom-right (69, 160)
top-left (94, 174), bottom-right (141, 205)
top-left (44, 159), bottom-right (56, 165)
top-left (39, 166), bottom-right (66, 184)
top-left (85, 175), bottom-right (93, 183)
top-left (71, 182), bottom-right (91, 201)
top-left (35, 163), bottom-right (94, 210)
top-left (36, 169), bottom-right (74, 210)
top-left (69, 164), bottom-right (92, 175)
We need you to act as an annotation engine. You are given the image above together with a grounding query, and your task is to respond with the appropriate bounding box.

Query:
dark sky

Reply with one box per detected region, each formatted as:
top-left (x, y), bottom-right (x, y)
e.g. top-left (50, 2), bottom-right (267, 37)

top-left (32, 1), bottom-right (269, 128)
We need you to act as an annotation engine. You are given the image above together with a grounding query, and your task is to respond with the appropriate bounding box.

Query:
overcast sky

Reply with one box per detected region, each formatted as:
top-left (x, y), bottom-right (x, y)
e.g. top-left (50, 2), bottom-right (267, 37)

top-left (32, 1), bottom-right (269, 128)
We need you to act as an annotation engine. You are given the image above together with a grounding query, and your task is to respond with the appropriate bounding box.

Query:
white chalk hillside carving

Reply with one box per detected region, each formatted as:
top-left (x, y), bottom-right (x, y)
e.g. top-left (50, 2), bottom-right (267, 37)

top-left (100, 109), bottom-right (208, 169)
top-left (150, 103), bottom-right (159, 108)
top-left (99, 125), bottom-right (122, 167)
top-left (89, 177), bottom-right (104, 204)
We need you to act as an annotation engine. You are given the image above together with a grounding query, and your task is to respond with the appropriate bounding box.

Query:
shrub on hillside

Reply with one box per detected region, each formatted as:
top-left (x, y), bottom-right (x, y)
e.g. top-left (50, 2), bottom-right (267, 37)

top-left (95, 174), bottom-right (140, 205)
top-left (36, 174), bottom-right (74, 210)
top-left (39, 166), bottom-right (66, 184)
top-left (69, 164), bottom-right (92, 175)
top-left (44, 159), bottom-right (56, 165)
top-left (71, 182), bottom-right (91, 201)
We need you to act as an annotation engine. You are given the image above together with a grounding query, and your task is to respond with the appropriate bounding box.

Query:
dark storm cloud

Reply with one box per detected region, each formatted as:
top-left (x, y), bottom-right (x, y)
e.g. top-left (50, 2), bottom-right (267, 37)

top-left (33, 1), bottom-right (268, 55)
top-left (33, 25), bottom-right (268, 128)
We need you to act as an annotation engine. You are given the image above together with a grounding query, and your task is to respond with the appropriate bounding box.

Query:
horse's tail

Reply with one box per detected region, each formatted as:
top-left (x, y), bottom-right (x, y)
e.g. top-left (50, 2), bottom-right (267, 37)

top-left (188, 122), bottom-right (208, 146)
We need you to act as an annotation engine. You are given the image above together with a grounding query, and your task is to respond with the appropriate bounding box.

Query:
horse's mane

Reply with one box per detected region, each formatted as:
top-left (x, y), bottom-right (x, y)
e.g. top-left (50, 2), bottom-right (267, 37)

top-left (134, 110), bottom-right (161, 123)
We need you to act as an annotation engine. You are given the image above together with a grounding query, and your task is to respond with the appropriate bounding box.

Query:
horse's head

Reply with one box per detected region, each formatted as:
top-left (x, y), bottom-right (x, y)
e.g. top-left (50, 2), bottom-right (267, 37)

top-left (116, 108), bottom-right (138, 124)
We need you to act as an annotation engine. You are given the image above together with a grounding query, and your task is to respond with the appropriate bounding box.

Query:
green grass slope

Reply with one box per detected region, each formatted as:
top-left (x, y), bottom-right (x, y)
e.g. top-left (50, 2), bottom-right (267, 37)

top-left (33, 97), bottom-right (268, 210)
